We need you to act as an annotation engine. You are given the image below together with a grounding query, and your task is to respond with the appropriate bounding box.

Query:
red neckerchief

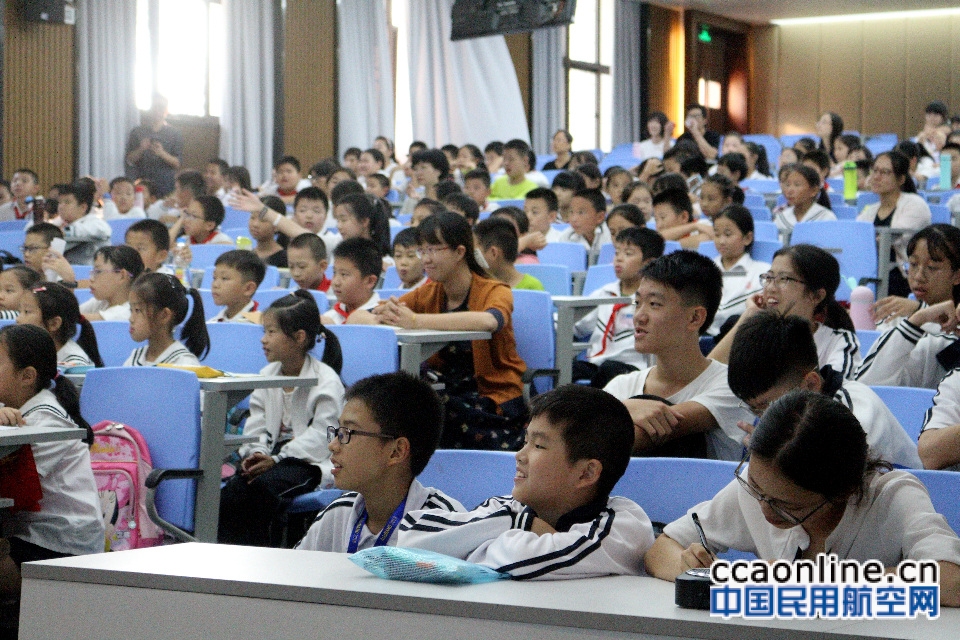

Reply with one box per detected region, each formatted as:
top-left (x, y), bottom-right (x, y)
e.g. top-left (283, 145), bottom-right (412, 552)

top-left (217, 300), bottom-right (258, 322)
top-left (594, 302), bottom-right (629, 357)
top-left (331, 301), bottom-right (351, 321)
top-left (191, 230), bottom-right (221, 245)
top-left (277, 187), bottom-right (297, 197)
top-left (313, 276), bottom-right (331, 292)
top-left (13, 201), bottom-right (34, 220)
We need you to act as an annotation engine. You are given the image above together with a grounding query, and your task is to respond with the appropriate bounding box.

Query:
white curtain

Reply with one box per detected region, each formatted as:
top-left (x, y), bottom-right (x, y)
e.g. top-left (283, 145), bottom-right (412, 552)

top-left (407, 0), bottom-right (529, 147)
top-left (338, 0), bottom-right (394, 154)
top-left (531, 25), bottom-right (567, 155)
top-left (612, 0), bottom-right (644, 146)
top-left (76, 0), bottom-right (140, 179)
top-left (219, 0), bottom-right (274, 186)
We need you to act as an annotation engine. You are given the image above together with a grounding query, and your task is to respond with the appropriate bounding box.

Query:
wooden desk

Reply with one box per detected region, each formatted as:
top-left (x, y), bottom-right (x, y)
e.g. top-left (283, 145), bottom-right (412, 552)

top-left (552, 295), bottom-right (632, 385)
top-left (394, 329), bottom-right (491, 376)
top-left (19, 543), bottom-right (957, 640)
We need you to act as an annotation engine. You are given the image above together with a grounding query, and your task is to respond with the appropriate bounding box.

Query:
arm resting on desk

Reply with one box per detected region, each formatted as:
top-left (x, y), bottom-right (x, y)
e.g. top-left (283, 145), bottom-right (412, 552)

top-left (644, 533), bottom-right (713, 581)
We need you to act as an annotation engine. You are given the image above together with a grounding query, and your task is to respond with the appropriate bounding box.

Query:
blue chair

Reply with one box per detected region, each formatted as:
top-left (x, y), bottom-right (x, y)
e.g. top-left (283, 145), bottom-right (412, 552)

top-left (550, 222), bottom-right (571, 233)
top-left (856, 329), bottom-right (881, 355)
top-left (91, 321), bottom-right (140, 366)
top-left (538, 242), bottom-right (587, 271)
top-left (754, 221), bottom-right (778, 242)
top-left (107, 218), bottom-right (140, 245)
top-left (790, 221), bottom-right (877, 302)
top-left (220, 227), bottom-right (248, 241)
top-left (385, 189), bottom-right (401, 204)
top-left (926, 177), bottom-right (940, 190)
top-left (377, 288), bottom-right (408, 299)
top-left (221, 207), bottom-right (250, 230)
top-left (869, 386), bottom-right (936, 442)
top-left (748, 206), bottom-right (772, 222)
top-left (536, 154), bottom-right (556, 170)
top-left (663, 240), bottom-right (682, 254)
top-left (910, 469), bottom-right (960, 536)
top-left (252, 288), bottom-right (295, 311)
top-left (826, 179), bottom-right (844, 194)
top-left (742, 193), bottom-right (766, 208)
top-left (204, 323), bottom-right (268, 373)
top-left (512, 289), bottom-right (558, 395)
top-left (752, 240), bottom-right (783, 263)
top-left (923, 189), bottom-right (960, 205)
top-left (0, 219), bottom-right (28, 232)
top-left (381, 265), bottom-right (402, 289)
top-left (613, 457), bottom-right (738, 526)
top-left (196, 288), bottom-right (218, 320)
top-left (417, 450), bottom-right (517, 510)
top-left (828, 192), bottom-right (846, 209)
top-left (740, 179), bottom-right (780, 194)
top-left (780, 133), bottom-right (819, 148)
top-left (516, 263), bottom-right (571, 296)
top-left (743, 134), bottom-right (782, 172)
top-left (930, 204), bottom-right (950, 225)
top-left (80, 367), bottom-right (202, 539)
top-left (542, 169), bottom-right (560, 184)
top-left (390, 226), bottom-right (403, 242)
top-left (324, 325), bottom-right (399, 386)
top-left (396, 214), bottom-right (412, 225)
top-left (304, 290), bottom-right (330, 314)
top-left (582, 264), bottom-right (617, 295)
top-left (493, 199), bottom-right (524, 209)
top-left (856, 192), bottom-right (880, 209)
top-left (698, 243), bottom-right (719, 260)
top-left (596, 242), bottom-right (615, 265)
top-left (72, 265), bottom-right (92, 281)
top-left (189, 244), bottom-right (233, 268)
top-left (0, 230), bottom-right (25, 257)
top-left (73, 288), bottom-right (94, 306)
top-left (832, 204), bottom-right (858, 220)
top-left (865, 136), bottom-right (897, 157)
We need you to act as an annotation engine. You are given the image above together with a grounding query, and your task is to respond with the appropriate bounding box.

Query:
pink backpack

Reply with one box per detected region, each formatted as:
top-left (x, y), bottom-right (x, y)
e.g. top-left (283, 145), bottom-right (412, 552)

top-left (90, 421), bottom-right (164, 551)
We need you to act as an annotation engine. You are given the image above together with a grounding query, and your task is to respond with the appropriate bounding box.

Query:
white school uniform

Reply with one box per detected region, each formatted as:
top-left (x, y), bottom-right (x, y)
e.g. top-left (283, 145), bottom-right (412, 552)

top-left (322, 292), bottom-right (380, 325)
top-left (399, 495), bottom-right (654, 580)
top-left (238, 355), bottom-right (344, 485)
top-left (574, 282), bottom-right (650, 368)
top-left (856, 318), bottom-right (957, 389)
top-left (123, 340), bottom-right (201, 367)
top-left (79, 298), bottom-right (131, 322)
top-left (663, 469), bottom-right (960, 566)
top-left (295, 480), bottom-right (464, 552)
top-left (813, 323), bottom-right (861, 381)
top-left (603, 360), bottom-right (755, 461)
top-left (57, 339), bottom-right (94, 368)
top-left (544, 227), bottom-right (564, 244)
top-left (207, 300), bottom-right (259, 324)
top-left (710, 254), bottom-right (769, 335)
top-left (101, 201), bottom-right (146, 221)
top-left (919, 367), bottom-right (960, 471)
top-left (4, 390), bottom-right (105, 556)
top-left (0, 310), bottom-right (18, 321)
top-left (829, 378), bottom-right (923, 468)
top-left (318, 227), bottom-right (342, 256)
top-left (63, 214), bottom-right (112, 265)
top-left (773, 202), bottom-right (836, 233)
top-left (556, 223), bottom-right (612, 253)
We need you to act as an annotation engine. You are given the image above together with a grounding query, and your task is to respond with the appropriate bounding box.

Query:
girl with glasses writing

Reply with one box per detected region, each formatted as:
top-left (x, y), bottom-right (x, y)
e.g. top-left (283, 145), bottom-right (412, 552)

top-left (710, 244), bottom-right (861, 379)
top-left (644, 390), bottom-right (960, 607)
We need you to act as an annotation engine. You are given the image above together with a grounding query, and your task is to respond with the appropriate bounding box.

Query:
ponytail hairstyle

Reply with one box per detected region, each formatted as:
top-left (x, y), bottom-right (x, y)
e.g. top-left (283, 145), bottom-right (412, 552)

top-left (772, 244), bottom-right (854, 331)
top-left (417, 211), bottom-right (488, 278)
top-left (31, 282), bottom-right (104, 367)
top-left (788, 163), bottom-right (831, 211)
top-left (874, 150), bottom-right (917, 194)
top-left (744, 141), bottom-right (771, 178)
top-left (130, 273), bottom-right (210, 359)
top-left (263, 290), bottom-right (342, 375)
top-left (337, 192), bottom-right (391, 258)
top-left (94, 244), bottom-right (145, 282)
top-left (0, 324), bottom-right (91, 442)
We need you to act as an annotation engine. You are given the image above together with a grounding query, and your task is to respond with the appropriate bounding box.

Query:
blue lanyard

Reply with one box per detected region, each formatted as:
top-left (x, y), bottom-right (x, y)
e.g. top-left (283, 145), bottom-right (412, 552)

top-left (348, 498), bottom-right (407, 554)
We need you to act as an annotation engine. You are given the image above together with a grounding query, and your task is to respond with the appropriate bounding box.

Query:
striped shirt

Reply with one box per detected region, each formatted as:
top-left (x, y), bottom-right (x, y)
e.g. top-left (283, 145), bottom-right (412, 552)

top-left (814, 323), bottom-right (861, 380)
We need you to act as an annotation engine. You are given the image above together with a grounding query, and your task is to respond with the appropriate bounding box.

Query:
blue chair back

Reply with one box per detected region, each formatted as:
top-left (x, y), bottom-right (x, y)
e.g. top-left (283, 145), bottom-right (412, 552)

top-left (612, 457), bottom-right (738, 525)
top-left (828, 192), bottom-right (846, 209)
top-left (790, 221), bottom-right (877, 301)
top-left (538, 242), bottom-right (587, 271)
top-left (780, 133), bottom-right (820, 148)
top-left (511, 289), bottom-right (556, 393)
top-left (832, 204), bottom-right (858, 220)
top-left (324, 325), bottom-right (399, 386)
top-left (742, 134), bottom-right (783, 171)
top-left (493, 199), bottom-right (524, 209)
top-left (924, 189), bottom-right (960, 205)
top-left (865, 136), bottom-right (897, 157)
top-left (930, 204), bottom-right (951, 225)
top-left (550, 222), bottom-right (571, 233)
top-left (252, 289), bottom-right (296, 311)
top-left (856, 192), bottom-right (880, 209)
top-left (740, 179), bottom-right (780, 194)
top-left (377, 288), bottom-right (408, 299)
top-left (910, 470), bottom-right (960, 535)
top-left (381, 265), bottom-right (402, 289)
top-left (80, 367), bottom-right (201, 532)
top-left (698, 243), bottom-right (719, 260)
top-left (188, 244), bottom-right (233, 268)
top-left (0, 219), bottom-right (28, 232)
top-left (108, 218), bottom-right (140, 245)
top-left (826, 179), bottom-right (844, 194)
top-left (196, 289), bottom-right (218, 320)
top-left (417, 450), bottom-right (517, 510)
top-left (869, 386), bottom-right (936, 441)
top-left (857, 329), bottom-right (881, 354)
top-left (91, 321), bottom-right (140, 366)
top-left (542, 169), bottom-right (560, 184)
top-left (582, 264), bottom-right (617, 295)
top-left (754, 221), bottom-right (778, 242)
top-left (74, 288), bottom-right (94, 306)
top-left (220, 228), bottom-right (247, 241)
top-left (742, 193), bottom-right (766, 208)
top-left (516, 263), bottom-right (571, 296)
top-left (536, 154), bottom-right (555, 170)
top-left (663, 240), bottom-right (682, 254)
top-left (748, 206), bottom-right (772, 221)
top-left (204, 323), bottom-right (268, 373)
top-left (222, 207), bottom-right (250, 230)
top-left (396, 214), bottom-right (412, 225)
top-left (597, 242), bottom-right (615, 265)
top-left (752, 239), bottom-right (783, 263)
top-left (303, 289), bottom-right (330, 314)
top-left (287, 489), bottom-right (347, 514)
top-left (0, 230), bottom-right (25, 257)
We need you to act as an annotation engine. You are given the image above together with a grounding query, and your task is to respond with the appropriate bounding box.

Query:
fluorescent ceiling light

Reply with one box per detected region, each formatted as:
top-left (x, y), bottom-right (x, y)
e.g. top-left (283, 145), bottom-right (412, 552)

top-left (773, 8), bottom-right (960, 26)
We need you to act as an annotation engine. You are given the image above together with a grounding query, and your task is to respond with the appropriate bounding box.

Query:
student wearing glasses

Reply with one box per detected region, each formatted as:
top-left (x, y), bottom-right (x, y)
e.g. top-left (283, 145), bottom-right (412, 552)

top-left (710, 244), bottom-right (861, 380)
top-left (644, 390), bottom-right (960, 607)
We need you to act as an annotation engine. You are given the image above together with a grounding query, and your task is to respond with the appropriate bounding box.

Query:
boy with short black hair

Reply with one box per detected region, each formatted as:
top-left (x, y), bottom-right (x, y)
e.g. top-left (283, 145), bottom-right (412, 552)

top-left (392, 228), bottom-right (426, 289)
top-left (411, 198), bottom-right (445, 227)
top-left (490, 139), bottom-right (538, 200)
top-left (343, 148), bottom-right (362, 173)
top-left (551, 171), bottom-right (586, 222)
top-left (573, 227), bottom-right (665, 388)
top-left (21, 222), bottom-right (64, 274)
top-left (208, 250), bottom-right (267, 324)
top-left (463, 169), bottom-right (495, 214)
top-left (398, 384), bottom-right (655, 579)
top-left (103, 176), bottom-right (146, 220)
top-left (295, 372), bottom-right (464, 552)
top-left (603, 251), bottom-right (753, 459)
top-left (169, 195), bottom-right (232, 246)
top-left (475, 217), bottom-right (544, 291)
top-left (291, 186), bottom-right (340, 255)
top-left (205, 158), bottom-right (230, 201)
top-left (58, 181), bottom-right (111, 265)
top-left (322, 238), bottom-right (381, 325)
top-left (524, 187), bottom-right (562, 243)
top-left (557, 188), bottom-right (611, 252)
top-left (0, 168), bottom-right (40, 222)
top-left (728, 311), bottom-right (921, 468)
top-left (270, 156), bottom-right (308, 204)
top-left (288, 233), bottom-right (331, 292)
top-left (442, 192), bottom-right (480, 226)
top-left (651, 188), bottom-right (705, 249)
top-left (484, 141), bottom-right (505, 176)
top-left (125, 218), bottom-right (172, 273)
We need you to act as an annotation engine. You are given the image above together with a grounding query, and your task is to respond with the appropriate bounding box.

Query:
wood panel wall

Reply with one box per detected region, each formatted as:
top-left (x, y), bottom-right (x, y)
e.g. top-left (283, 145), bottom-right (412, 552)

top-left (751, 15), bottom-right (960, 138)
top-left (283, 0), bottom-right (337, 164)
top-left (2, 3), bottom-right (75, 187)
top-left (504, 32), bottom-right (532, 133)
top-left (647, 4), bottom-right (685, 132)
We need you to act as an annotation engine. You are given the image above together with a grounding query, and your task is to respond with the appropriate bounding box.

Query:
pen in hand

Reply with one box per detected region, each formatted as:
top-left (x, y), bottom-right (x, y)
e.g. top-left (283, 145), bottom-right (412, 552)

top-left (691, 512), bottom-right (716, 561)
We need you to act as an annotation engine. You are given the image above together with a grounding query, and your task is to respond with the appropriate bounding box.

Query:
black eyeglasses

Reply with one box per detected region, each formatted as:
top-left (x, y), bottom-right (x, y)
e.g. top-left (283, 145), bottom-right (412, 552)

top-left (734, 457), bottom-right (830, 526)
top-left (326, 426), bottom-right (396, 445)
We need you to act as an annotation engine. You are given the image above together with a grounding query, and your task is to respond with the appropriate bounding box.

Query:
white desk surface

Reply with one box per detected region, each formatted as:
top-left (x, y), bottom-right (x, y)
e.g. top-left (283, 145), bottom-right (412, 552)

top-left (197, 374), bottom-right (318, 392)
top-left (395, 329), bottom-right (492, 343)
top-left (20, 543), bottom-right (957, 640)
top-left (0, 424), bottom-right (83, 448)
top-left (553, 295), bottom-right (633, 308)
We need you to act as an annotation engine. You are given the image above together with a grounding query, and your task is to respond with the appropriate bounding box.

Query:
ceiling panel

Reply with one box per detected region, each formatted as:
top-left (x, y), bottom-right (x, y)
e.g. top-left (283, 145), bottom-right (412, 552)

top-left (649, 0), bottom-right (960, 25)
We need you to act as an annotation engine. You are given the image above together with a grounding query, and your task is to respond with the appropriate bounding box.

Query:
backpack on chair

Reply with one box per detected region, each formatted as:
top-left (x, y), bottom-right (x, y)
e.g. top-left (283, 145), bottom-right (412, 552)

top-left (90, 421), bottom-right (164, 551)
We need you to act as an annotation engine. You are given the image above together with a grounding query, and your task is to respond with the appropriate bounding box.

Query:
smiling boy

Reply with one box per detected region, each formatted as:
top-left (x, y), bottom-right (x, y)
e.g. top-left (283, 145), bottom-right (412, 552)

top-left (398, 385), bottom-right (654, 580)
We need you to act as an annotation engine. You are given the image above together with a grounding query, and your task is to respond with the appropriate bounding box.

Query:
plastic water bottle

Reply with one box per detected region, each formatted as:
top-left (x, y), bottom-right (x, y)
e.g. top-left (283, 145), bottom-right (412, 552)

top-left (134, 185), bottom-right (145, 210)
top-left (941, 153), bottom-right (952, 191)
top-left (174, 241), bottom-right (190, 286)
top-left (235, 236), bottom-right (252, 251)
top-left (849, 285), bottom-right (875, 330)
top-left (843, 161), bottom-right (857, 203)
